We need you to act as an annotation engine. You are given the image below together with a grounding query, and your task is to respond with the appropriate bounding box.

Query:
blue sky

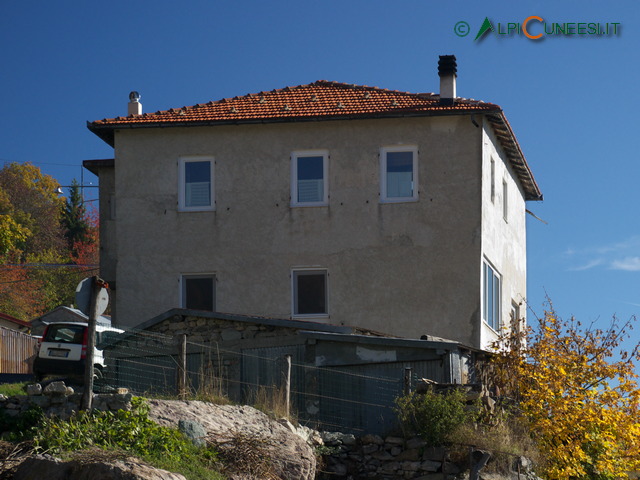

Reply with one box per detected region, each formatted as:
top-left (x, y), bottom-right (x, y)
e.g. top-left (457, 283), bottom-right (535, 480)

top-left (1, 1), bottom-right (639, 328)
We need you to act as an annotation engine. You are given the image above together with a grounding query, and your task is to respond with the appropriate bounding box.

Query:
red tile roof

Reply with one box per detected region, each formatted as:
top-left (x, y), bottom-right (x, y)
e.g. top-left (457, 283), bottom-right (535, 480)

top-left (88, 80), bottom-right (542, 200)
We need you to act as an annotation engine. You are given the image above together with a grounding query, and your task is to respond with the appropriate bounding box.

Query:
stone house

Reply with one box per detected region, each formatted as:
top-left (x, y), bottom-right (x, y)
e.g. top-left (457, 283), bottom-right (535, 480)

top-left (85, 55), bottom-right (541, 350)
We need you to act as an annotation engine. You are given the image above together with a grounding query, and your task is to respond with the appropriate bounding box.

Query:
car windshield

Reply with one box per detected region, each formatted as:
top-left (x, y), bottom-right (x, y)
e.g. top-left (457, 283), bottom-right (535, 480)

top-left (44, 324), bottom-right (85, 344)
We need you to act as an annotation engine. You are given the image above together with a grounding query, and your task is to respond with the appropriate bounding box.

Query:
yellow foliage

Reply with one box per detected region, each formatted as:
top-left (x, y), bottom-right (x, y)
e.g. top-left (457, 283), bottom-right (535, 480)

top-left (490, 307), bottom-right (640, 480)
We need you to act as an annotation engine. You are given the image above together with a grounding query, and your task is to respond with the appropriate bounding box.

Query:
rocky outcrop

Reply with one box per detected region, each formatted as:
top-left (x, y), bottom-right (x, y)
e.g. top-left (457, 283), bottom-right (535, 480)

top-left (0, 385), bottom-right (316, 480)
top-left (11, 454), bottom-right (186, 480)
top-left (147, 399), bottom-right (316, 480)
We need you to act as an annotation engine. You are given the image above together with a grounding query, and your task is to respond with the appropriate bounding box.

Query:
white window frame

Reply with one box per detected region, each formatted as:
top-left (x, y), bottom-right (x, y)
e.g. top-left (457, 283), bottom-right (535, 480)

top-left (178, 156), bottom-right (215, 212)
top-left (290, 150), bottom-right (329, 207)
top-left (380, 145), bottom-right (419, 203)
top-left (291, 268), bottom-right (329, 318)
top-left (482, 260), bottom-right (501, 331)
top-left (180, 274), bottom-right (216, 312)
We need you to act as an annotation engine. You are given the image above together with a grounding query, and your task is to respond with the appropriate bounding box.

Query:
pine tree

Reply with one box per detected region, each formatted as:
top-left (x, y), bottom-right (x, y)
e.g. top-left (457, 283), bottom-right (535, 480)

top-left (61, 179), bottom-right (89, 249)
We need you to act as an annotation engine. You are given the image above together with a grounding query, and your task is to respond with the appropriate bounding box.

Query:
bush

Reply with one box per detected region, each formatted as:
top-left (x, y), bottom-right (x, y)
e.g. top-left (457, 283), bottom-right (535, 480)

top-left (31, 397), bottom-right (222, 480)
top-left (0, 405), bottom-right (43, 441)
top-left (395, 388), bottom-right (476, 446)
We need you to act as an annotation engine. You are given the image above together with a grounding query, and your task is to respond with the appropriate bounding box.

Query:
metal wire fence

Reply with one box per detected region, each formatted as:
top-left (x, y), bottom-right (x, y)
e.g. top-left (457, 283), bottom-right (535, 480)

top-left (102, 328), bottom-right (408, 434)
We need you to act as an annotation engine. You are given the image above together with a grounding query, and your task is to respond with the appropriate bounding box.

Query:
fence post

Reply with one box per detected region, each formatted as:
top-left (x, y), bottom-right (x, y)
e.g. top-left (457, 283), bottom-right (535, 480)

top-left (284, 354), bottom-right (292, 420)
top-left (403, 366), bottom-right (412, 395)
top-left (177, 334), bottom-right (187, 399)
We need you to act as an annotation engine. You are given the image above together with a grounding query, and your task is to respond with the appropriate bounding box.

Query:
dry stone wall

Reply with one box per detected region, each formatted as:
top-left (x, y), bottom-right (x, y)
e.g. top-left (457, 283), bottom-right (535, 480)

top-left (316, 431), bottom-right (540, 480)
top-left (0, 382), bottom-right (131, 422)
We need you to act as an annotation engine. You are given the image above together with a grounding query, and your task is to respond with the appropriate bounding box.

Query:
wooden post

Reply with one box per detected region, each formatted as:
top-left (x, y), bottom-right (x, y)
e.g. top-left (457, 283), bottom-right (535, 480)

top-left (81, 276), bottom-right (101, 410)
top-left (404, 366), bottom-right (412, 395)
top-left (178, 334), bottom-right (187, 399)
top-left (284, 354), bottom-right (292, 420)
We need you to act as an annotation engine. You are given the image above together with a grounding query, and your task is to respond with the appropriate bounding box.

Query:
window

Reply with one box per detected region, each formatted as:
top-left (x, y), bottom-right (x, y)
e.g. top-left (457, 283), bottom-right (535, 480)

top-left (510, 301), bottom-right (521, 331)
top-left (490, 157), bottom-right (496, 203)
top-left (483, 261), bottom-right (501, 330)
top-left (182, 275), bottom-right (216, 311)
top-left (502, 180), bottom-right (508, 222)
top-left (380, 146), bottom-right (418, 202)
top-left (291, 150), bottom-right (328, 206)
top-left (179, 156), bottom-right (214, 211)
top-left (292, 269), bottom-right (328, 316)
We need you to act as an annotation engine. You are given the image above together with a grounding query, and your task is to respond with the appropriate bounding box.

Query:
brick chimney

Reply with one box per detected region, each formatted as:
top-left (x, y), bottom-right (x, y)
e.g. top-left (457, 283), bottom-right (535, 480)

top-left (438, 55), bottom-right (457, 105)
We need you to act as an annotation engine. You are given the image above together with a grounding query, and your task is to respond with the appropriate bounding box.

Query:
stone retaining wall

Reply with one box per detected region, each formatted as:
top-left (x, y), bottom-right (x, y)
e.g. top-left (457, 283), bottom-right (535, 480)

top-left (0, 381), bottom-right (132, 423)
top-left (148, 314), bottom-right (300, 344)
top-left (317, 432), bottom-right (538, 480)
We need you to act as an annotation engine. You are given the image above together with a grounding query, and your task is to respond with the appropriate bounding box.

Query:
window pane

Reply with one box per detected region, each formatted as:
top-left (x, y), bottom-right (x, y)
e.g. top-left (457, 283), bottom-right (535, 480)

top-left (184, 277), bottom-right (214, 311)
top-left (297, 156), bottom-right (324, 203)
top-left (185, 161), bottom-right (211, 207)
top-left (483, 263), bottom-right (501, 330)
top-left (295, 272), bottom-right (326, 315)
top-left (386, 151), bottom-right (413, 198)
top-left (486, 265), bottom-right (494, 328)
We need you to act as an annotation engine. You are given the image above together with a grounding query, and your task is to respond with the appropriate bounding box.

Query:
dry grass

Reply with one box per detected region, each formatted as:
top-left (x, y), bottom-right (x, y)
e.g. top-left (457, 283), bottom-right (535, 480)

top-left (0, 440), bottom-right (33, 478)
top-left (208, 432), bottom-right (280, 480)
top-left (249, 385), bottom-right (294, 422)
top-left (446, 416), bottom-right (543, 475)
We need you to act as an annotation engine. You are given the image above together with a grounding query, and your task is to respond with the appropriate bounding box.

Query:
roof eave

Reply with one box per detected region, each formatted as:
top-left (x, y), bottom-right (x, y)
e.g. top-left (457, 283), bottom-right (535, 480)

top-left (486, 111), bottom-right (543, 201)
top-left (87, 107), bottom-right (499, 146)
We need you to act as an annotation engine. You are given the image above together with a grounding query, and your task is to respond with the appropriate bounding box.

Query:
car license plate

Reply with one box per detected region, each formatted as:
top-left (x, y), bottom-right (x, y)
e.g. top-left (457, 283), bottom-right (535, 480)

top-left (48, 349), bottom-right (69, 358)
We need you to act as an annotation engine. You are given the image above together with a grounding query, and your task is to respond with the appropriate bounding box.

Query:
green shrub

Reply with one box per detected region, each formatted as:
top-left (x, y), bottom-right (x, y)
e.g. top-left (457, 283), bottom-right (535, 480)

top-left (0, 405), bottom-right (43, 441)
top-left (32, 397), bottom-right (221, 480)
top-left (395, 388), bottom-right (476, 446)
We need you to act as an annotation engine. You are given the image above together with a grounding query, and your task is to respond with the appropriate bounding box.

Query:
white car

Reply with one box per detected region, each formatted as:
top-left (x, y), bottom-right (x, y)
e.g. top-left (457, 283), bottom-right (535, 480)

top-left (33, 322), bottom-right (123, 381)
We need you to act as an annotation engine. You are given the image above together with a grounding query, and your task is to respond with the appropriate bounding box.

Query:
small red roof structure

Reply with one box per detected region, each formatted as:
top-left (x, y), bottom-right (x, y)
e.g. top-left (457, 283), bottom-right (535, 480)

top-left (0, 312), bottom-right (31, 332)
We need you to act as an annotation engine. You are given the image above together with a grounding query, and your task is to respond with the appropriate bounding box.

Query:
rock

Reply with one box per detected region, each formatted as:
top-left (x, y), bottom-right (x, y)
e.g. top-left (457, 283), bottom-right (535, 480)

top-left (421, 459), bottom-right (442, 472)
top-left (178, 419), bottom-right (206, 447)
top-left (147, 399), bottom-right (316, 480)
top-left (406, 437), bottom-right (426, 449)
top-left (321, 431), bottom-right (344, 445)
top-left (26, 384), bottom-right (42, 396)
top-left (13, 454), bottom-right (186, 480)
top-left (295, 424), bottom-right (323, 445)
top-left (362, 443), bottom-right (378, 455)
top-left (361, 434), bottom-right (384, 445)
top-left (385, 435), bottom-right (404, 445)
top-left (43, 381), bottom-right (68, 396)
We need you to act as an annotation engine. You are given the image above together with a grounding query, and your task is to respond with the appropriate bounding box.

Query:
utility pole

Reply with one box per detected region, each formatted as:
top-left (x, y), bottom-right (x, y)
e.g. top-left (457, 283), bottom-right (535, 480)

top-left (81, 276), bottom-right (107, 410)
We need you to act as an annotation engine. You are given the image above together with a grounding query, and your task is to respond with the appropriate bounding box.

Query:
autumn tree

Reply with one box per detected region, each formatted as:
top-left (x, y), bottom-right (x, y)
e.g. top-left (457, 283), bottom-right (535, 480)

top-left (0, 163), bottom-right (98, 319)
top-left (490, 308), bottom-right (640, 479)
top-left (0, 162), bottom-right (66, 256)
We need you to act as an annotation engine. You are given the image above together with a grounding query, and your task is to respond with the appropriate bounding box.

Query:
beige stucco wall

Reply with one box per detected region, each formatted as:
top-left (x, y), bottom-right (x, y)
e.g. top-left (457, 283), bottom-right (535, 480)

top-left (108, 115), bottom-right (495, 345)
top-left (93, 165), bottom-right (117, 320)
top-left (479, 118), bottom-right (527, 349)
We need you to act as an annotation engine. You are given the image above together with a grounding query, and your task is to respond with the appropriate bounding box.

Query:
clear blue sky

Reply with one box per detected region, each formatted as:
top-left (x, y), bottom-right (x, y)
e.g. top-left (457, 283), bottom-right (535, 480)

top-left (1, 1), bottom-right (639, 329)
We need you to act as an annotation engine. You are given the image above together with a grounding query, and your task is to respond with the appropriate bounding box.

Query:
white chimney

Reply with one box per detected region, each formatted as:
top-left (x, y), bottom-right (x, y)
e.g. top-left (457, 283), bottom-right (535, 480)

top-left (438, 55), bottom-right (457, 105)
top-left (128, 91), bottom-right (142, 116)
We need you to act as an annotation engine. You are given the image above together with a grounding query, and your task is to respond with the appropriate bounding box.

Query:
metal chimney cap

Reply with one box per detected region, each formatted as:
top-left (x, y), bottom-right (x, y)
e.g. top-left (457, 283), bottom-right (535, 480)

top-left (438, 55), bottom-right (457, 77)
top-left (129, 91), bottom-right (141, 103)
